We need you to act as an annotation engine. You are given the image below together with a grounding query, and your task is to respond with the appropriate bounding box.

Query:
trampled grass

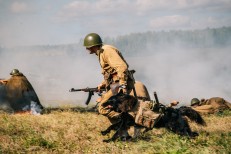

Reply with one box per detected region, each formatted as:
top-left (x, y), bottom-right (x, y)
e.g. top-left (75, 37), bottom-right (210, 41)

top-left (0, 109), bottom-right (230, 154)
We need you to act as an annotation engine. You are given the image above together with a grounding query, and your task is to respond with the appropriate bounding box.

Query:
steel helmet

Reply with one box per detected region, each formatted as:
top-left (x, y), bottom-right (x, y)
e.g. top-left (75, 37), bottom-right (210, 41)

top-left (83, 33), bottom-right (103, 48)
top-left (191, 98), bottom-right (200, 106)
top-left (10, 69), bottom-right (20, 76)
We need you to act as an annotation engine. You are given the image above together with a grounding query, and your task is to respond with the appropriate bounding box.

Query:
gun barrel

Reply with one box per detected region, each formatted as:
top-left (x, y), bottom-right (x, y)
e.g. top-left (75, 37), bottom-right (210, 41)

top-left (69, 88), bottom-right (82, 92)
top-left (69, 87), bottom-right (100, 92)
top-left (69, 87), bottom-right (106, 105)
top-left (154, 91), bottom-right (159, 104)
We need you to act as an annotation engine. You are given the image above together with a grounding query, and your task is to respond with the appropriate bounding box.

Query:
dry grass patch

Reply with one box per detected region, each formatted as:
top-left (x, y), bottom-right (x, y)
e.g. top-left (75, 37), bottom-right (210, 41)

top-left (0, 109), bottom-right (230, 153)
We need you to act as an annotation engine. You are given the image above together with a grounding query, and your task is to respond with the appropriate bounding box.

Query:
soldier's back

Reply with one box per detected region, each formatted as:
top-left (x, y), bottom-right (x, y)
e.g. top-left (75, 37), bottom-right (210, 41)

top-left (208, 97), bottom-right (230, 110)
top-left (196, 97), bottom-right (231, 114)
top-left (130, 81), bottom-right (151, 101)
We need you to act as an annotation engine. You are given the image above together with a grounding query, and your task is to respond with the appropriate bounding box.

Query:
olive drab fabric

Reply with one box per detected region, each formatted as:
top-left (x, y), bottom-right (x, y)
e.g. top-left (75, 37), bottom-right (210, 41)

top-left (96, 44), bottom-right (135, 119)
top-left (4, 73), bottom-right (43, 112)
top-left (130, 81), bottom-right (151, 101)
top-left (192, 97), bottom-right (231, 114)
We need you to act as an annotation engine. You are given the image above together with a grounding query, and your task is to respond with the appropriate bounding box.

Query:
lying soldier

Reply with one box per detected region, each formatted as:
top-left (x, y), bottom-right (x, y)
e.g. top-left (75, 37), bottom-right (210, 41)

top-left (101, 92), bottom-right (206, 142)
top-left (190, 97), bottom-right (231, 114)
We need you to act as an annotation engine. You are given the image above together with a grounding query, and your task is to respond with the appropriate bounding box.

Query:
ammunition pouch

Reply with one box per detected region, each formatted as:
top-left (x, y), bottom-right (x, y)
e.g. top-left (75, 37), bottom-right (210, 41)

top-left (135, 101), bottom-right (160, 129)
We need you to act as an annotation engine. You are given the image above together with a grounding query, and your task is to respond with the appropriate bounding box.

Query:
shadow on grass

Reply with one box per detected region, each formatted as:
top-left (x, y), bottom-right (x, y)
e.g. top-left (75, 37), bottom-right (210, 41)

top-left (42, 106), bottom-right (97, 114)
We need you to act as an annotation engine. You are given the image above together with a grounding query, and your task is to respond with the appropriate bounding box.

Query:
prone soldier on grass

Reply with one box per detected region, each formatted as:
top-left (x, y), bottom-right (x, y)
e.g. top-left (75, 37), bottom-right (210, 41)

top-left (191, 97), bottom-right (231, 114)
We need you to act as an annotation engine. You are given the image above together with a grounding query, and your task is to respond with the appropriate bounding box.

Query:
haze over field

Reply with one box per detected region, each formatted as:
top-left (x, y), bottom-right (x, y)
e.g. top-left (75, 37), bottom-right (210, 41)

top-left (0, 42), bottom-right (230, 107)
top-left (128, 47), bottom-right (231, 105)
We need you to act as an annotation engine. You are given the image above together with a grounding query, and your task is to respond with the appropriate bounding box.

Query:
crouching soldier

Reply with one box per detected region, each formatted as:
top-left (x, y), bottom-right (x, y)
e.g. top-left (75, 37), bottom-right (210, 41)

top-left (191, 97), bottom-right (231, 114)
top-left (83, 33), bottom-right (136, 123)
top-left (1, 69), bottom-right (44, 114)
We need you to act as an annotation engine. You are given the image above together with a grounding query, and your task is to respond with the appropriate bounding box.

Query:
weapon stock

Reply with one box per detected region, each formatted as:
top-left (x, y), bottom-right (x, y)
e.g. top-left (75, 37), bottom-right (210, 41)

top-left (69, 87), bottom-right (105, 105)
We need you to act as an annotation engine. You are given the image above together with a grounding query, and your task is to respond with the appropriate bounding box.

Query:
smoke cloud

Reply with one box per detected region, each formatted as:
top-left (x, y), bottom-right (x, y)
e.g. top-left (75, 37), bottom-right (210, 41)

top-left (0, 47), bottom-right (102, 107)
top-left (0, 44), bottom-right (230, 107)
top-left (128, 47), bottom-right (231, 105)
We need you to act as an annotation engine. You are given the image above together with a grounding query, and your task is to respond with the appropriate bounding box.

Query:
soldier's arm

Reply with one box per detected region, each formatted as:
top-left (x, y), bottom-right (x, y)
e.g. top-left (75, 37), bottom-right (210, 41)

top-left (98, 81), bottom-right (106, 90)
top-left (0, 79), bottom-right (8, 84)
top-left (104, 49), bottom-right (128, 86)
top-left (168, 101), bottom-right (179, 107)
top-left (193, 108), bottom-right (211, 114)
top-left (193, 104), bottom-right (213, 110)
top-left (192, 105), bottom-right (214, 114)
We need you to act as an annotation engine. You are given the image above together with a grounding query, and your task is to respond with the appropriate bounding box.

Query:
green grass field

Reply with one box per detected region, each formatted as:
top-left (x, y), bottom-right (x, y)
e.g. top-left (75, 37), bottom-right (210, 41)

top-left (0, 109), bottom-right (230, 154)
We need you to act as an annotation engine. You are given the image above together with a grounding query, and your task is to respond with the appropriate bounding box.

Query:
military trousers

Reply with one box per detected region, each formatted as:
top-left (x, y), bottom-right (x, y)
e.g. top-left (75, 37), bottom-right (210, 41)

top-left (97, 79), bottom-right (134, 120)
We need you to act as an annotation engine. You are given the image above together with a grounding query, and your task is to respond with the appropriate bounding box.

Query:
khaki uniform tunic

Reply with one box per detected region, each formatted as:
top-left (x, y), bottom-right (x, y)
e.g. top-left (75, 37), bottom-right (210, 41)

top-left (96, 45), bottom-right (135, 119)
top-left (192, 97), bottom-right (231, 114)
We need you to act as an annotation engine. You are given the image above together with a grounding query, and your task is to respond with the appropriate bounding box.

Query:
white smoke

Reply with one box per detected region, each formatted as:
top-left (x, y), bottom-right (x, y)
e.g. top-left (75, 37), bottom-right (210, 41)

top-left (0, 44), bottom-right (230, 107)
top-left (30, 101), bottom-right (42, 115)
top-left (127, 47), bottom-right (231, 106)
top-left (0, 47), bottom-right (102, 107)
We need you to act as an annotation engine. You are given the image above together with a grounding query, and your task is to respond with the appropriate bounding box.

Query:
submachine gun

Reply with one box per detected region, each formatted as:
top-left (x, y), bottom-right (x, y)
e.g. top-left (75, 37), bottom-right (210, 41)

top-left (69, 87), bottom-right (105, 105)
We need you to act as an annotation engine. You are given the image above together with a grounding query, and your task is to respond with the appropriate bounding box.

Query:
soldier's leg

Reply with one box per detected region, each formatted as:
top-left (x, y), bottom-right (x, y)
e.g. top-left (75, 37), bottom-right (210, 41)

top-left (97, 90), bottom-right (121, 120)
top-left (98, 79), bottom-right (135, 123)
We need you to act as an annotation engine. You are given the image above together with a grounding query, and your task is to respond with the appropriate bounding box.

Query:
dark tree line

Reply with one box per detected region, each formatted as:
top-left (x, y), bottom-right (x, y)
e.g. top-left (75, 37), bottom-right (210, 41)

top-left (104, 26), bottom-right (231, 55)
top-left (1, 27), bottom-right (230, 57)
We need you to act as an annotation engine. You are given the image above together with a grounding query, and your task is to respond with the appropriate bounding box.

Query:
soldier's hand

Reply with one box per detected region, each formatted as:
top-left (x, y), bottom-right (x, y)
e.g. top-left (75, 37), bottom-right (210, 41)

top-left (118, 84), bottom-right (127, 94)
top-left (105, 105), bottom-right (113, 109)
top-left (122, 88), bottom-right (127, 94)
top-left (97, 83), bottom-right (105, 90)
top-left (96, 97), bottom-right (102, 103)
top-left (0, 80), bottom-right (7, 84)
top-left (170, 101), bottom-right (179, 107)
